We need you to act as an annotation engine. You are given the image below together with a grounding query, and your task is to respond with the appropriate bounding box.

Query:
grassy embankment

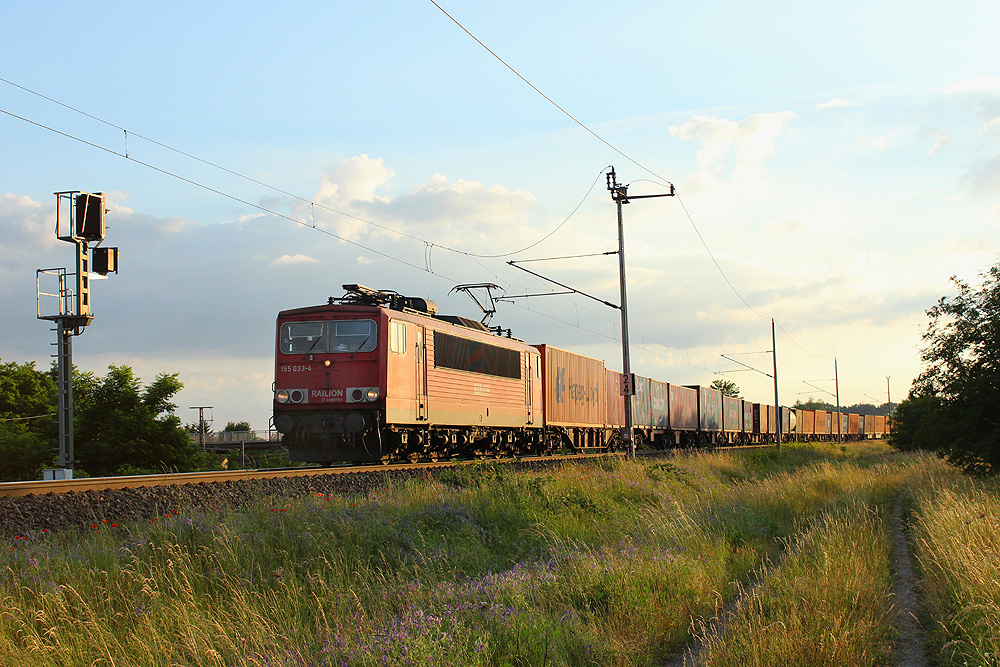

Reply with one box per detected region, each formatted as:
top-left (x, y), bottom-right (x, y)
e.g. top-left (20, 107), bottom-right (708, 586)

top-left (1, 442), bottom-right (995, 666)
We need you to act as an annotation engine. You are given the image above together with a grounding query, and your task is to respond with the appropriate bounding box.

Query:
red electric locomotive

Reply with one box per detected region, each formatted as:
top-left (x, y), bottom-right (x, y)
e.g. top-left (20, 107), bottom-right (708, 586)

top-left (273, 284), bottom-right (544, 464)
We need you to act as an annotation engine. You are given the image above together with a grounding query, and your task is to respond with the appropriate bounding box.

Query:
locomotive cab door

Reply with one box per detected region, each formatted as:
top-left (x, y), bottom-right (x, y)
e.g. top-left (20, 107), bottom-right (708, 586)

top-left (415, 326), bottom-right (428, 421)
top-left (525, 352), bottom-right (533, 425)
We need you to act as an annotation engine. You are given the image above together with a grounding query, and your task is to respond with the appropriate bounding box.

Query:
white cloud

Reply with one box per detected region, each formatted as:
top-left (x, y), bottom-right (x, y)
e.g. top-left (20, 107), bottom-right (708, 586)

top-left (944, 76), bottom-right (1000, 94)
top-left (817, 98), bottom-right (855, 110)
top-left (928, 131), bottom-right (951, 155)
top-left (668, 111), bottom-right (797, 181)
top-left (961, 153), bottom-right (1000, 195)
top-left (858, 133), bottom-right (889, 149)
top-left (0, 193), bottom-right (58, 256)
top-left (369, 174), bottom-right (535, 227)
top-left (271, 253), bottom-right (319, 265)
top-left (305, 156), bottom-right (538, 255)
top-left (314, 154), bottom-right (395, 207)
top-left (237, 212), bottom-right (266, 225)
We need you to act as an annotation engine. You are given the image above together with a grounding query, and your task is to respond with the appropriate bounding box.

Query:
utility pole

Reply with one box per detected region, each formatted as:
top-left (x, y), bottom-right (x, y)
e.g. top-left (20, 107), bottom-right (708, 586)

top-left (835, 358), bottom-right (843, 444)
top-left (886, 375), bottom-right (892, 418)
top-left (772, 319), bottom-right (781, 452)
top-left (607, 167), bottom-right (674, 459)
top-left (190, 406), bottom-right (214, 450)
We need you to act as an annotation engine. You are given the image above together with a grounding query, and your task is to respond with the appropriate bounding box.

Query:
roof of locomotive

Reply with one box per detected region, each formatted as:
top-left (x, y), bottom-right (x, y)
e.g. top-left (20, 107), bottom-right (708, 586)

top-left (277, 299), bottom-right (534, 349)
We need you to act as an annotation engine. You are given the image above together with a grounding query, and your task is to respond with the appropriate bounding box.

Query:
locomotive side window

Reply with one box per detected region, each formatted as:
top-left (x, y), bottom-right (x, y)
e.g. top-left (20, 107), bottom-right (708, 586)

top-left (280, 322), bottom-right (326, 354)
top-left (433, 331), bottom-right (521, 379)
top-left (330, 319), bottom-right (377, 353)
top-left (389, 321), bottom-right (407, 355)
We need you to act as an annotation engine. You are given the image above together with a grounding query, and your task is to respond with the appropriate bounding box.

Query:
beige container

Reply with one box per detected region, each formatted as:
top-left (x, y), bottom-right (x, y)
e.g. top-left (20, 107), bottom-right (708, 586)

top-left (536, 345), bottom-right (607, 428)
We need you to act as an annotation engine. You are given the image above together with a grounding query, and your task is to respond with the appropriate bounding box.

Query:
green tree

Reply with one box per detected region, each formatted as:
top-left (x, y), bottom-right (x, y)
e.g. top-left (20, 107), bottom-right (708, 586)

top-left (74, 365), bottom-right (214, 476)
top-left (0, 359), bottom-right (58, 423)
top-left (892, 261), bottom-right (1000, 474)
top-left (794, 397), bottom-right (834, 411)
top-left (223, 421), bottom-right (253, 432)
top-left (709, 379), bottom-right (741, 398)
top-left (0, 360), bottom-right (58, 480)
top-left (0, 422), bottom-right (52, 481)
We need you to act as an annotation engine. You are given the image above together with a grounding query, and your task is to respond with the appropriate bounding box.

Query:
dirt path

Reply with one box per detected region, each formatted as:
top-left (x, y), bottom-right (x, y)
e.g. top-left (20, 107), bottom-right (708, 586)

top-left (892, 495), bottom-right (928, 667)
top-left (661, 497), bottom-right (929, 667)
top-left (659, 569), bottom-right (767, 667)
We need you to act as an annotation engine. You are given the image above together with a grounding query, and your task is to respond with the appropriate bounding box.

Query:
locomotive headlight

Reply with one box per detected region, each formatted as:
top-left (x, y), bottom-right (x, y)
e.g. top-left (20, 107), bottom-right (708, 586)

top-left (366, 388), bottom-right (380, 401)
top-left (275, 389), bottom-right (290, 403)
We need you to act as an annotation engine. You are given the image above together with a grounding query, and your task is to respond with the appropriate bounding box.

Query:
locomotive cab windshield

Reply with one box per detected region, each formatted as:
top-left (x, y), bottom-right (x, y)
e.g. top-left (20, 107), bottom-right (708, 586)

top-left (280, 319), bottom-right (377, 354)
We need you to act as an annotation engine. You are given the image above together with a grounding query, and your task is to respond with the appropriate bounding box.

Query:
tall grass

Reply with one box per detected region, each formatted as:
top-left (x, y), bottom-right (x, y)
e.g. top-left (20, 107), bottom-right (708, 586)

top-left (700, 500), bottom-right (895, 666)
top-left (0, 444), bottom-right (930, 666)
top-left (905, 465), bottom-right (1000, 666)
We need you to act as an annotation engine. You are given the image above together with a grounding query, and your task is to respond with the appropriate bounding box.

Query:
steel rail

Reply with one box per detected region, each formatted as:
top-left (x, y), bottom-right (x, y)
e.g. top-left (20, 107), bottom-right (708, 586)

top-left (0, 452), bottom-right (620, 498)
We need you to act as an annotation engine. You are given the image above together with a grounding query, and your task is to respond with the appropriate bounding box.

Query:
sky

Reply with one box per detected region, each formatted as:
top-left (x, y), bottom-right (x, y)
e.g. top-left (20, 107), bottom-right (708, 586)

top-left (2, 0), bottom-right (999, 431)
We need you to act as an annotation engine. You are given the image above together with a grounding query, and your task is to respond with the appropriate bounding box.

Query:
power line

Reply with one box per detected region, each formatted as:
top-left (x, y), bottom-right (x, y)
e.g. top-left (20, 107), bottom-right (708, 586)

top-left (0, 75), bottom-right (772, 363)
top-left (1, 75), bottom-right (884, 393)
top-left (0, 104), bottom-right (720, 375)
top-left (426, 1), bottom-right (776, 329)
top-left (0, 76), bottom-right (597, 262)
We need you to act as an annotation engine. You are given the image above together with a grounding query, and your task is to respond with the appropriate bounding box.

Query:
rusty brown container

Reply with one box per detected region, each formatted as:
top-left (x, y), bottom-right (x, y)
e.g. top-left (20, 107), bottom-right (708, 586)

top-left (536, 345), bottom-right (606, 428)
top-left (798, 409), bottom-right (815, 435)
top-left (874, 415), bottom-right (886, 434)
top-left (762, 404), bottom-right (773, 434)
top-left (605, 369), bottom-right (626, 428)
top-left (815, 409), bottom-right (829, 435)
top-left (849, 413), bottom-right (860, 435)
top-left (669, 384), bottom-right (699, 431)
top-left (864, 414), bottom-right (875, 436)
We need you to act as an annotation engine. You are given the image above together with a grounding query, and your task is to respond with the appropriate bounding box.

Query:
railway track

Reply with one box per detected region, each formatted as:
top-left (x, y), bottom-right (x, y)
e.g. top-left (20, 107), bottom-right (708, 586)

top-left (0, 451), bottom-right (620, 498)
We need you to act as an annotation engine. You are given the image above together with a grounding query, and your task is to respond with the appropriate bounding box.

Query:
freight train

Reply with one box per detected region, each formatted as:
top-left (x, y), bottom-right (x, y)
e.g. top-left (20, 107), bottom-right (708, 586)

top-left (272, 285), bottom-right (888, 464)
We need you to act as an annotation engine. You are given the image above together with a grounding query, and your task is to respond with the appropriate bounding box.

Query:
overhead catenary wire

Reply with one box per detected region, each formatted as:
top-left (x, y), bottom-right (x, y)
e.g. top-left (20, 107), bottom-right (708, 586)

top-left (0, 76), bottom-right (600, 262)
top-left (425, 1), bottom-right (895, 386)
top-left (1, 64), bottom-right (879, 396)
top-left (0, 76), bottom-right (801, 365)
top-left (0, 104), bottom-right (724, 374)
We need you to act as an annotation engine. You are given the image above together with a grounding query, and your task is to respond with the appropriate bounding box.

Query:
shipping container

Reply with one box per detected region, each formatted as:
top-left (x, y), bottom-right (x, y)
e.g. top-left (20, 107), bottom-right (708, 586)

top-left (743, 400), bottom-right (753, 433)
top-left (814, 409), bottom-right (827, 436)
top-left (798, 409), bottom-right (816, 436)
top-left (536, 345), bottom-right (606, 428)
top-left (849, 413), bottom-right (860, 435)
top-left (689, 385), bottom-right (723, 432)
top-left (723, 395), bottom-right (742, 432)
top-left (605, 369), bottom-right (626, 428)
top-left (760, 405), bottom-right (778, 435)
top-left (669, 384), bottom-right (699, 431)
top-left (631, 375), bottom-right (653, 428)
top-left (864, 414), bottom-right (875, 436)
top-left (752, 403), bottom-right (762, 434)
top-left (782, 407), bottom-right (795, 434)
top-left (874, 415), bottom-right (886, 435)
top-left (650, 379), bottom-right (670, 429)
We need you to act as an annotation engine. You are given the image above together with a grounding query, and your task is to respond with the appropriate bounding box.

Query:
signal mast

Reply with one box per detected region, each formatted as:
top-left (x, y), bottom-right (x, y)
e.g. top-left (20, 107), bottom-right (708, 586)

top-left (36, 191), bottom-right (119, 480)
